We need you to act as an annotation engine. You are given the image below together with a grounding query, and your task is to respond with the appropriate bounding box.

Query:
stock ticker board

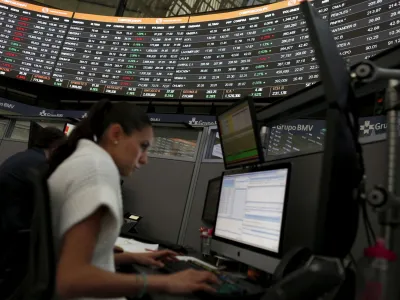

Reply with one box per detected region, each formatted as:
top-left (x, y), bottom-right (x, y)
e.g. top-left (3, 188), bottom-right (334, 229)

top-left (0, 0), bottom-right (399, 100)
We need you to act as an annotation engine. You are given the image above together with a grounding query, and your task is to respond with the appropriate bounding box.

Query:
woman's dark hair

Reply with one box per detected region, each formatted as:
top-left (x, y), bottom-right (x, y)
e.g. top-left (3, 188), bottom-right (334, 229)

top-left (48, 99), bottom-right (151, 174)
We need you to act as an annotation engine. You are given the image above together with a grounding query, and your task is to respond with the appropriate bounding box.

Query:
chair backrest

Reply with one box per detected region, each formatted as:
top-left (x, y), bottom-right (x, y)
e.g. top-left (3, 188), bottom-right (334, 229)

top-left (9, 165), bottom-right (56, 300)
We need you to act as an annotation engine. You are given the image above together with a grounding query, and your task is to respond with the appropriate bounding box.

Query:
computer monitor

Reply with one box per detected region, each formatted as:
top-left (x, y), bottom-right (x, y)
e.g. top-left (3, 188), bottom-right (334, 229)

top-left (202, 176), bottom-right (222, 224)
top-left (63, 123), bottom-right (76, 136)
top-left (217, 98), bottom-right (264, 169)
top-left (300, 1), bottom-right (361, 258)
top-left (212, 163), bottom-right (290, 271)
top-left (28, 122), bottom-right (43, 149)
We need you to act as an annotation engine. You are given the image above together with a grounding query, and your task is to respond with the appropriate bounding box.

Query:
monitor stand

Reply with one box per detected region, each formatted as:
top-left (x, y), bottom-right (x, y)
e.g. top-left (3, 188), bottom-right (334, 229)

top-left (214, 255), bottom-right (234, 267)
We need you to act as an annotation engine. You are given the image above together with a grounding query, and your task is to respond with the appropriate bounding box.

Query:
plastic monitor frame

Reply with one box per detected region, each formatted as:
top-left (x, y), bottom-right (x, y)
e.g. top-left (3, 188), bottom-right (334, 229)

top-left (217, 97), bottom-right (264, 170)
top-left (211, 162), bottom-right (291, 273)
top-left (201, 176), bottom-right (222, 224)
top-left (298, 1), bottom-right (362, 258)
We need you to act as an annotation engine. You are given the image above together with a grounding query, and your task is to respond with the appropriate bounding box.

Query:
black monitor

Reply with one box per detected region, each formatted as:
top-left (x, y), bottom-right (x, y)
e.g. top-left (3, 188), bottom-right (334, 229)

top-left (212, 163), bottom-right (291, 271)
top-left (217, 98), bottom-right (264, 169)
top-left (201, 176), bottom-right (222, 224)
top-left (300, 1), bottom-right (362, 258)
top-left (28, 122), bottom-right (43, 149)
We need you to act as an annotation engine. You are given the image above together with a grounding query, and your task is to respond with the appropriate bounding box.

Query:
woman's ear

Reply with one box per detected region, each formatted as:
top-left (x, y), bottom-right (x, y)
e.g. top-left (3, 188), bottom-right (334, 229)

top-left (105, 124), bottom-right (124, 143)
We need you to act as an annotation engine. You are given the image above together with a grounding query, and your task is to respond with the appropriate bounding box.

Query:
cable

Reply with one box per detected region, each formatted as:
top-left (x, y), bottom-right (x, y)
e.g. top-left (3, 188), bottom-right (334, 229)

top-left (343, 100), bottom-right (378, 251)
top-left (348, 253), bottom-right (357, 267)
top-left (361, 201), bottom-right (376, 246)
top-left (343, 253), bottom-right (357, 269)
top-left (344, 92), bottom-right (379, 247)
top-left (360, 201), bottom-right (371, 246)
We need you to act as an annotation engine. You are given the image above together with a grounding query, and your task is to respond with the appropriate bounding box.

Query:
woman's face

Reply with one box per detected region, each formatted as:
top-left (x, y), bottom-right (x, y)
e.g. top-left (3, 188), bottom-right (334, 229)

top-left (105, 125), bottom-right (154, 176)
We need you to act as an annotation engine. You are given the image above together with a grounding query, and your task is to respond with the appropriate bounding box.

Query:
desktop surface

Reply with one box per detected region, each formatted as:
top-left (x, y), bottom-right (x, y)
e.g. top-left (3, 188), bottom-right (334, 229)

top-left (130, 257), bottom-right (266, 300)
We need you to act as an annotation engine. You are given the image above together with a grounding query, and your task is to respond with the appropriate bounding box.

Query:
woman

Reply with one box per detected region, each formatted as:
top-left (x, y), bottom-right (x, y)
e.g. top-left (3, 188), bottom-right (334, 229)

top-left (48, 100), bottom-right (217, 299)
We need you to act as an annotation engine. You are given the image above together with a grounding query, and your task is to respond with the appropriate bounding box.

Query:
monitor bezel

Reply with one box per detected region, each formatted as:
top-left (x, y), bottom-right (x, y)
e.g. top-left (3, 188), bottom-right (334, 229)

top-left (201, 176), bottom-right (222, 224)
top-left (217, 98), bottom-right (264, 170)
top-left (212, 162), bottom-right (292, 258)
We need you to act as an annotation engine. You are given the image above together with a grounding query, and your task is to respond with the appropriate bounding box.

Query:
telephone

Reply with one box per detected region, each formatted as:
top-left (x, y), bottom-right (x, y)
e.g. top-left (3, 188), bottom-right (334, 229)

top-left (121, 212), bottom-right (142, 235)
top-left (262, 255), bottom-right (345, 300)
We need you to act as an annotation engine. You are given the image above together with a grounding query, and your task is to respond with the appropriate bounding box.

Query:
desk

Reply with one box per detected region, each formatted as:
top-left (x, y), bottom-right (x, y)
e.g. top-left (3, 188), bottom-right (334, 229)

top-left (118, 235), bottom-right (203, 299)
top-left (126, 259), bottom-right (266, 300)
top-left (119, 238), bottom-right (265, 300)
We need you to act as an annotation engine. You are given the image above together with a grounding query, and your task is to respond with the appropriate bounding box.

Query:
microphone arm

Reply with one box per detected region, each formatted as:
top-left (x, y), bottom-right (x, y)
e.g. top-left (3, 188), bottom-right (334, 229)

top-left (351, 61), bottom-right (400, 250)
top-left (352, 61), bottom-right (400, 83)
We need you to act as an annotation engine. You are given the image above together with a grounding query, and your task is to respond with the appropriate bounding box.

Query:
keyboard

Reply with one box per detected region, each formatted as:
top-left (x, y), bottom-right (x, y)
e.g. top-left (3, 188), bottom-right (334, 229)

top-left (161, 260), bottom-right (265, 299)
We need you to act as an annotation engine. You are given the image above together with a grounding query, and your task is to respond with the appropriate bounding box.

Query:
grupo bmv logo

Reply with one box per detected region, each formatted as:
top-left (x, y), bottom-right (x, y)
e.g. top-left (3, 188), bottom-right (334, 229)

top-left (188, 117), bottom-right (216, 127)
top-left (39, 110), bottom-right (63, 118)
top-left (189, 117), bottom-right (199, 126)
top-left (359, 120), bottom-right (387, 135)
top-left (39, 110), bottom-right (48, 117)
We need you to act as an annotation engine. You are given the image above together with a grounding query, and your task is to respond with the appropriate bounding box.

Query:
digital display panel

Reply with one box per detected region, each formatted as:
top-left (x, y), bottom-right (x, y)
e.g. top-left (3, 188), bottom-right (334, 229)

top-left (53, 14), bottom-right (188, 98)
top-left (218, 99), bottom-right (262, 169)
top-left (0, 0), bottom-right (72, 84)
top-left (0, 0), bottom-right (399, 100)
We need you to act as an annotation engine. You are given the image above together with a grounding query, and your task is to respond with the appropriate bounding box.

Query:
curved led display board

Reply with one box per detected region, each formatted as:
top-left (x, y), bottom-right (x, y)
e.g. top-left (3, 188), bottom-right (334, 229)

top-left (0, 0), bottom-right (399, 100)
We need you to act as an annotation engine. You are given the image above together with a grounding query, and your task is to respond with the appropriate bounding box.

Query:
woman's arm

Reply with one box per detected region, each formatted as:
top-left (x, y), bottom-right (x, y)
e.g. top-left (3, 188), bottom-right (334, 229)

top-left (57, 206), bottom-right (167, 299)
top-left (115, 249), bottom-right (178, 267)
top-left (114, 252), bottom-right (137, 265)
top-left (57, 206), bottom-right (218, 299)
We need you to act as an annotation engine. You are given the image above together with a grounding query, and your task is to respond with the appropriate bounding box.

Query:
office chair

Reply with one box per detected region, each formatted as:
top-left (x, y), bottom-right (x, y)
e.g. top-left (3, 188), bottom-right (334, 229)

top-left (0, 228), bottom-right (30, 298)
top-left (8, 165), bottom-right (56, 300)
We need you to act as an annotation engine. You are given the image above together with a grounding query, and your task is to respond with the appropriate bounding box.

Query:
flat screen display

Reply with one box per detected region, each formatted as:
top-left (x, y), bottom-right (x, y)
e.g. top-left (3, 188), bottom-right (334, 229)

top-left (202, 176), bottom-right (222, 223)
top-left (267, 119), bottom-right (326, 155)
top-left (28, 121), bottom-right (43, 148)
top-left (0, 0), bottom-right (399, 99)
top-left (217, 98), bottom-right (262, 169)
top-left (63, 122), bottom-right (75, 136)
top-left (215, 167), bottom-right (289, 254)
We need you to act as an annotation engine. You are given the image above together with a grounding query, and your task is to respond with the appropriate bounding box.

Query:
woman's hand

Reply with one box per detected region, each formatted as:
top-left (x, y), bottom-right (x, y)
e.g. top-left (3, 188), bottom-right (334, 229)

top-left (131, 250), bottom-right (178, 267)
top-left (114, 246), bottom-right (124, 253)
top-left (159, 269), bottom-right (219, 294)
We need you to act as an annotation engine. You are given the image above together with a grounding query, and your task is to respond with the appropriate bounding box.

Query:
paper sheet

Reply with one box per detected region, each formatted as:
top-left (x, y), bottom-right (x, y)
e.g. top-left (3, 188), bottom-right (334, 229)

top-left (116, 237), bottom-right (159, 253)
top-left (212, 144), bottom-right (223, 158)
top-left (176, 256), bottom-right (217, 270)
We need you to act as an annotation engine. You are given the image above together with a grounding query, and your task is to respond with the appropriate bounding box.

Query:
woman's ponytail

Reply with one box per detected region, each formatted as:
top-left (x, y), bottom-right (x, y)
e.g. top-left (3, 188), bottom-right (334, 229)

top-left (48, 99), bottom-right (112, 175)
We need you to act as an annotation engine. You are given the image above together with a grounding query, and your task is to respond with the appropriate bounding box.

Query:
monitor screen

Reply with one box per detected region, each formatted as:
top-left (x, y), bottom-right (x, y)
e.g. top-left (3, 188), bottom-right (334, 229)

top-left (217, 99), bottom-right (263, 169)
top-left (214, 166), bottom-right (290, 254)
top-left (63, 123), bottom-right (76, 136)
top-left (202, 176), bottom-right (222, 224)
